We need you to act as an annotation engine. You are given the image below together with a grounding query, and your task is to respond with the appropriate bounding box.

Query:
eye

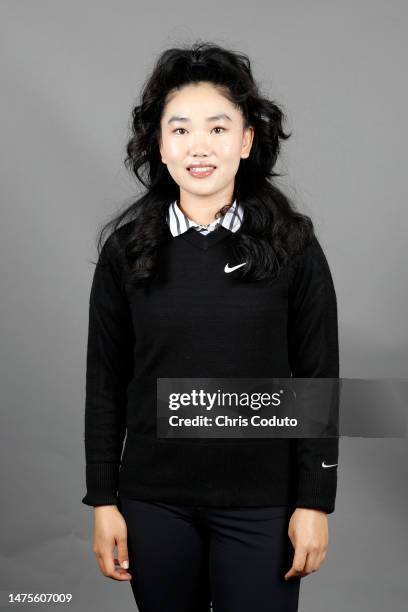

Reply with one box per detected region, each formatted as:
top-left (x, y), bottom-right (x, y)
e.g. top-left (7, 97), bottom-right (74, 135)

top-left (172, 127), bottom-right (226, 135)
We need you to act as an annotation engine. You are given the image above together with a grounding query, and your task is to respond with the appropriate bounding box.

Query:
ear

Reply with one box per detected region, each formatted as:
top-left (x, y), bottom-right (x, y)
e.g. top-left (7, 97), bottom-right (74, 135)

top-left (241, 125), bottom-right (254, 159)
top-left (158, 134), bottom-right (166, 164)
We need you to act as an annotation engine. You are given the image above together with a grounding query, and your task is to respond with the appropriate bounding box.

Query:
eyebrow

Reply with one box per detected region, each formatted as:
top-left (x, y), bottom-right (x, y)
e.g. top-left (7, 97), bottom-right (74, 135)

top-left (167, 113), bottom-right (232, 125)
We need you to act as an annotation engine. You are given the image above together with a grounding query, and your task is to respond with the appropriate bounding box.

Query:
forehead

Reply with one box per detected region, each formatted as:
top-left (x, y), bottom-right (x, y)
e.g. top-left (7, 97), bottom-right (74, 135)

top-left (162, 82), bottom-right (238, 119)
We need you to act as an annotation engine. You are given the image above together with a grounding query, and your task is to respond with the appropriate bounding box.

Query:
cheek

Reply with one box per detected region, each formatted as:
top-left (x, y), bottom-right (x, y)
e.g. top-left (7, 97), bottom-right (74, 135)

top-left (216, 143), bottom-right (242, 176)
top-left (165, 139), bottom-right (186, 159)
top-left (217, 137), bottom-right (243, 160)
top-left (166, 166), bottom-right (185, 186)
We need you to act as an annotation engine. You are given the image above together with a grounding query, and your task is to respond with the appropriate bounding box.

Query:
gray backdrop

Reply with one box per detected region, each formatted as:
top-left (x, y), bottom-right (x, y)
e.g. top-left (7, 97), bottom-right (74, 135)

top-left (1, 1), bottom-right (407, 611)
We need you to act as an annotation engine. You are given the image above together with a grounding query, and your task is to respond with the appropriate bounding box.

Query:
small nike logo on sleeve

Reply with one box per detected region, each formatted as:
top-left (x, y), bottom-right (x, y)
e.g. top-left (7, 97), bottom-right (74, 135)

top-left (322, 461), bottom-right (338, 468)
top-left (224, 262), bottom-right (247, 273)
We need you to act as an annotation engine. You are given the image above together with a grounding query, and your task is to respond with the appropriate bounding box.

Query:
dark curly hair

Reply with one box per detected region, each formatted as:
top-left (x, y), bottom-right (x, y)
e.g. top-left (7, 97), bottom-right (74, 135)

top-left (95, 40), bottom-right (315, 287)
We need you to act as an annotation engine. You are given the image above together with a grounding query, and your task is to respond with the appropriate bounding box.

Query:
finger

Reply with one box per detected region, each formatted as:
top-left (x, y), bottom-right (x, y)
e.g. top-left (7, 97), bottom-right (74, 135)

top-left (284, 547), bottom-right (307, 580)
top-left (116, 535), bottom-right (130, 570)
top-left (100, 553), bottom-right (132, 581)
top-left (113, 557), bottom-right (131, 569)
top-left (113, 557), bottom-right (133, 579)
top-left (285, 567), bottom-right (306, 580)
top-left (304, 551), bottom-right (320, 576)
top-left (112, 568), bottom-right (133, 580)
top-left (314, 549), bottom-right (327, 571)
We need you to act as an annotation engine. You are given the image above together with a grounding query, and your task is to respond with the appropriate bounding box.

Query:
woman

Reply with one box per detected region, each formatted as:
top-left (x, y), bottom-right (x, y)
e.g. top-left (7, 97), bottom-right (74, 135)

top-left (82, 41), bottom-right (339, 612)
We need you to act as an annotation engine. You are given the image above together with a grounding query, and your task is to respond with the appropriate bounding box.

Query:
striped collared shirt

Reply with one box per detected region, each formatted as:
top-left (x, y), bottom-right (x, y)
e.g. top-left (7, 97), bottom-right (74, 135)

top-left (166, 199), bottom-right (244, 236)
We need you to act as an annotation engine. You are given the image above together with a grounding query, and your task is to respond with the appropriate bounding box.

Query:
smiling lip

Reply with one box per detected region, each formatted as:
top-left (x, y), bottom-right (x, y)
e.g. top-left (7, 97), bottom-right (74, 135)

top-left (187, 165), bottom-right (217, 178)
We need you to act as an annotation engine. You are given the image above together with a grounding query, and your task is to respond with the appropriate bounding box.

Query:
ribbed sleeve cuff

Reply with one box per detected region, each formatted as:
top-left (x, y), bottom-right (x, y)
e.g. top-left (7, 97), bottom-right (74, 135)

top-left (295, 470), bottom-right (337, 514)
top-left (81, 463), bottom-right (120, 507)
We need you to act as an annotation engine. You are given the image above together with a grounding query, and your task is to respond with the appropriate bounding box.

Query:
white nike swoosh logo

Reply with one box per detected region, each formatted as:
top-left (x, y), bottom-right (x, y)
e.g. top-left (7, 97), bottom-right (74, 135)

top-left (322, 461), bottom-right (338, 468)
top-left (224, 262), bottom-right (247, 273)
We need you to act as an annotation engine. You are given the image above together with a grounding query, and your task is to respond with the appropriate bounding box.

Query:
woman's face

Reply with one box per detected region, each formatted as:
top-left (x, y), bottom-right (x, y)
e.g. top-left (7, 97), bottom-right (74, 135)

top-left (159, 81), bottom-right (254, 201)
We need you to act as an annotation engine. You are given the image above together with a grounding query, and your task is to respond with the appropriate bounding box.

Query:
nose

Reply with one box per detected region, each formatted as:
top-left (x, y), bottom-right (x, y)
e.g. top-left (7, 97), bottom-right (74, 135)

top-left (188, 132), bottom-right (213, 155)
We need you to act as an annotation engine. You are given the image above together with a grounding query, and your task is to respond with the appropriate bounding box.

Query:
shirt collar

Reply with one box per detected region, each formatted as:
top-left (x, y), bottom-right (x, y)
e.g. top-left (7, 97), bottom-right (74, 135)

top-left (166, 199), bottom-right (244, 237)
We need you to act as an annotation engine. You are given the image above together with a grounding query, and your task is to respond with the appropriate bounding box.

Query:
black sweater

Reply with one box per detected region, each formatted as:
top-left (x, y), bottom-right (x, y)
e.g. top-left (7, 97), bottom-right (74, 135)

top-left (81, 221), bottom-right (339, 513)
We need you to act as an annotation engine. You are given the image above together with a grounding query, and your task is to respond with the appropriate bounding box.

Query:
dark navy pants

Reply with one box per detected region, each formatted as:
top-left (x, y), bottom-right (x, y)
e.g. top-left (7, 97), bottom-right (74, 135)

top-left (118, 495), bottom-right (301, 611)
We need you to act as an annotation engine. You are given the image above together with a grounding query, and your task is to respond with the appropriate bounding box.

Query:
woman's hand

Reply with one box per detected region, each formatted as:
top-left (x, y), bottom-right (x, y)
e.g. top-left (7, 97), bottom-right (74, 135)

top-left (284, 507), bottom-right (328, 580)
top-left (92, 505), bottom-right (132, 581)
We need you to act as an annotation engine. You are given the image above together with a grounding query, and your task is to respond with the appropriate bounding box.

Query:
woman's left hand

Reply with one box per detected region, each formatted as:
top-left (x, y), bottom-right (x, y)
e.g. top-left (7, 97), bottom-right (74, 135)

top-left (284, 507), bottom-right (328, 580)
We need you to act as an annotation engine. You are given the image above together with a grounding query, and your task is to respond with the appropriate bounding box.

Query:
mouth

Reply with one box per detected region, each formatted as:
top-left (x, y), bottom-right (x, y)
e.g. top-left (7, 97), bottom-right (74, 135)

top-left (186, 165), bottom-right (217, 178)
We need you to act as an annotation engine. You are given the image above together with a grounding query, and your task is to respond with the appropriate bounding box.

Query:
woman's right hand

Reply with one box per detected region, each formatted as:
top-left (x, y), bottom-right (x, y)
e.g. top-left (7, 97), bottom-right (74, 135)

top-left (92, 505), bottom-right (132, 581)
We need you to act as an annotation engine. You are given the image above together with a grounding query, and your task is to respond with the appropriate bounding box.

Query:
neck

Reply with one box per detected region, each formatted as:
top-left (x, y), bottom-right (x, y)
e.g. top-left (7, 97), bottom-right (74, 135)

top-left (178, 198), bottom-right (234, 226)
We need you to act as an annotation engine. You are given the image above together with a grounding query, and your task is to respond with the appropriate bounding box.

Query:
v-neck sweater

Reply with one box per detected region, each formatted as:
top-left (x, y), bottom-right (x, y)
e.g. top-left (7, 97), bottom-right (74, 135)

top-left (81, 221), bottom-right (339, 513)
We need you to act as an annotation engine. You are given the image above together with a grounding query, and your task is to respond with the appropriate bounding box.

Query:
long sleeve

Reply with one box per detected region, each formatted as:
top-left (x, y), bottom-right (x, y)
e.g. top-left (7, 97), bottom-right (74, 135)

top-left (287, 235), bottom-right (340, 514)
top-left (81, 233), bottom-right (134, 507)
